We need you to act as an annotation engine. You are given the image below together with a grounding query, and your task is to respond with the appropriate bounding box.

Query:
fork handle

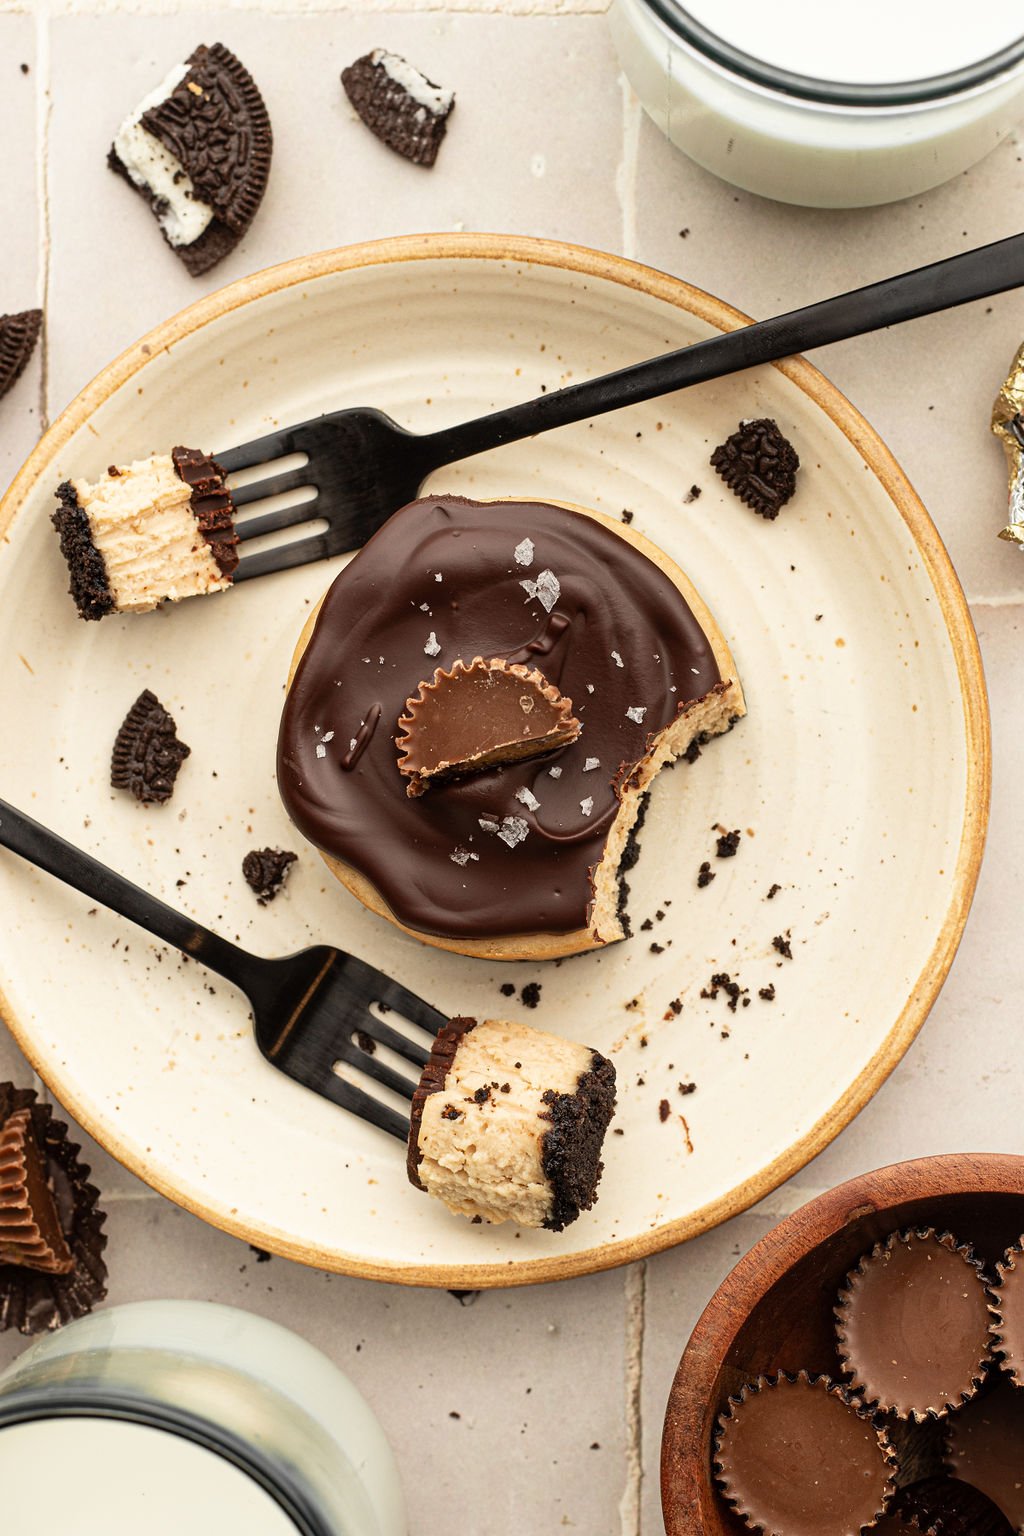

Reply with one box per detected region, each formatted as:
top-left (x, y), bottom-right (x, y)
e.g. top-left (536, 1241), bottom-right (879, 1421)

top-left (0, 798), bottom-right (265, 993)
top-left (420, 230), bottom-right (1024, 465)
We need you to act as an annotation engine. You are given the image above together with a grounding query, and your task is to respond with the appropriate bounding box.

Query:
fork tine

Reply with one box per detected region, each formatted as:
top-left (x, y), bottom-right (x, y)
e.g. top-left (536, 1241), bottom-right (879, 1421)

top-left (336, 1040), bottom-right (417, 1098)
top-left (233, 531), bottom-right (339, 582)
top-left (235, 496), bottom-right (322, 544)
top-left (373, 978), bottom-right (449, 1039)
top-left (360, 1013), bottom-right (432, 1068)
top-left (306, 1068), bottom-right (409, 1140)
top-left (230, 466), bottom-right (315, 509)
top-left (215, 427), bottom-right (298, 475)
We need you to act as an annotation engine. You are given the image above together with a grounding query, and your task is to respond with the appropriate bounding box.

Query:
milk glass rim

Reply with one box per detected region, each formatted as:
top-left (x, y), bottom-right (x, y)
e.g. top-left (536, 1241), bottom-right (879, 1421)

top-left (0, 1386), bottom-right (331, 1536)
top-left (643, 0), bottom-right (1024, 107)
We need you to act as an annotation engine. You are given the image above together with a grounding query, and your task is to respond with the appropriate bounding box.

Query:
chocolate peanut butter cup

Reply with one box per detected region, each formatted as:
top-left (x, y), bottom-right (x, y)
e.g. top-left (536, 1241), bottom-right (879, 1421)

top-left (988, 1239), bottom-right (1024, 1390)
top-left (944, 1381), bottom-right (1024, 1529)
top-left (396, 656), bottom-right (581, 796)
top-left (713, 1372), bottom-right (896, 1534)
top-left (836, 1230), bottom-right (991, 1420)
top-left (0, 309), bottom-right (42, 402)
top-left (0, 1084), bottom-right (107, 1335)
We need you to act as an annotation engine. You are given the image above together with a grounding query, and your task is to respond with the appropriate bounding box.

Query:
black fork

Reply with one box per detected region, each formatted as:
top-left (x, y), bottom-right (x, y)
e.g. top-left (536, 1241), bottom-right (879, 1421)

top-left (0, 799), bottom-right (446, 1141)
top-left (218, 230), bottom-right (1024, 579)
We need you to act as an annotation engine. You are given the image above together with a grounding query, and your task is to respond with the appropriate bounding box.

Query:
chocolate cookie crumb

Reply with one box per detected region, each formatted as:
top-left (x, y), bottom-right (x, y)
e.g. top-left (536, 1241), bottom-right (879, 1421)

top-left (758, 984), bottom-right (776, 1001)
top-left (772, 934), bottom-right (793, 959)
top-left (620, 508), bottom-right (634, 525)
top-left (355, 1030), bottom-right (377, 1055)
top-left (640, 917), bottom-right (654, 931)
top-left (111, 689), bottom-right (190, 805)
top-left (678, 1081), bottom-right (696, 1096)
top-left (520, 982), bottom-right (542, 1009)
top-left (248, 1244), bottom-right (271, 1263)
top-left (650, 942), bottom-right (664, 955)
top-left (242, 847), bottom-right (297, 905)
top-left (766, 882), bottom-right (782, 900)
top-left (715, 828), bottom-right (741, 858)
top-left (684, 484), bottom-right (702, 503)
top-left (658, 1098), bottom-right (670, 1122)
top-left (697, 860), bottom-right (715, 888)
top-left (342, 49), bottom-right (454, 167)
top-left (499, 982), bottom-right (516, 997)
top-left (0, 308), bottom-right (42, 402)
top-left (711, 417), bottom-right (800, 519)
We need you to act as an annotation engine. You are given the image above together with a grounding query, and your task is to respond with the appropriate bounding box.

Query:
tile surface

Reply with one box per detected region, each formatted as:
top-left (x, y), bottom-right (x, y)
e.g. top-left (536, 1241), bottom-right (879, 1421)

top-left (3, 10), bottom-right (1024, 1535)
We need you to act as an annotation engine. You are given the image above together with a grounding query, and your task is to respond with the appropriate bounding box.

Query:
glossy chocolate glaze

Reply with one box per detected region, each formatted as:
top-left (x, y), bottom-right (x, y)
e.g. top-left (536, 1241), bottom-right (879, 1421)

top-left (277, 496), bottom-right (722, 938)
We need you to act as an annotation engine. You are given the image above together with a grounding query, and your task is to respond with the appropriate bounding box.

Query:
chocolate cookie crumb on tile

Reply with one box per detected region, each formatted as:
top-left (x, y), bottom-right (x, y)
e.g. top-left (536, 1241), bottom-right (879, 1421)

top-left (0, 309), bottom-right (42, 402)
top-left (109, 43), bottom-right (272, 276)
top-left (242, 847), bottom-right (297, 905)
top-left (342, 49), bottom-right (454, 167)
top-left (111, 689), bottom-right (190, 804)
top-left (715, 827), bottom-right (741, 857)
top-left (711, 418), bottom-right (800, 519)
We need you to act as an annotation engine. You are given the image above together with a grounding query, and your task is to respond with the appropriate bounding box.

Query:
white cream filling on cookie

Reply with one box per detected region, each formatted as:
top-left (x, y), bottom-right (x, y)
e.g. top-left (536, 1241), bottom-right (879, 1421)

top-left (373, 49), bottom-right (453, 117)
top-left (112, 63), bottom-right (214, 248)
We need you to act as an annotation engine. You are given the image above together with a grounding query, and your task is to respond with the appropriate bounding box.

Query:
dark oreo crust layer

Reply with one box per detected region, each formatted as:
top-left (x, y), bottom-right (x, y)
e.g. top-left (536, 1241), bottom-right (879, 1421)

top-left (51, 482), bottom-right (115, 621)
top-left (407, 1016), bottom-right (476, 1189)
top-left (111, 689), bottom-right (191, 805)
top-left (540, 1052), bottom-right (617, 1232)
top-left (172, 445), bottom-right (239, 578)
top-left (0, 309), bottom-right (42, 402)
top-left (0, 1083), bottom-right (108, 1336)
top-left (711, 418), bottom-right (800, 520)
top-left (110, 42), bottom-right (272, 277)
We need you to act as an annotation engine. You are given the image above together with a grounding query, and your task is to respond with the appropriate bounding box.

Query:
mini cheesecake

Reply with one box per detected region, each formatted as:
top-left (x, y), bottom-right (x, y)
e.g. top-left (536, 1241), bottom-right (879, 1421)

top-left (52, 447), bottom-right (238, 620)
top-left (278, 495), bottom-right (745, 961)
top-left (408, 1017), bottom-right (616, 1230)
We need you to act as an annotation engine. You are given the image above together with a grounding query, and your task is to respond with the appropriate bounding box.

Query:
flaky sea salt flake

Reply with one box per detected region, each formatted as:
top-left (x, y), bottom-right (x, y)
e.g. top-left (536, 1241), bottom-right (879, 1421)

top-left (424, 631), bottom-right (441, 657)
top-left (514, 538), bottom-right (535, 567)
top-left (450, 847), bottom-right (473, 866)
top-left (515, 786), bottom-right (540, 811)
top-left (315, 743), bottom-right (327, 760)
top-left (611, 650), bottom-right (624, 668)
top-left (583, 757), bottom-right (600, 772)
top-left (548, 766), bottom-right (563, 779)
top-left (626, 705), bottom-right (647, 724)
top-left (497, 815), bottom-right (530, 848)
top-left (519, 568), bottom-right (560, 613)
top-left (580, 796), bottom-right (594, 817)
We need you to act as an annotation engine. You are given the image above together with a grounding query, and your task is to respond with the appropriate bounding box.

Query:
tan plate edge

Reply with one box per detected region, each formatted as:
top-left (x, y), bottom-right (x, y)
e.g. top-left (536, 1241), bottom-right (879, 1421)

top-left (0, 233), bottom-right (991, 1288)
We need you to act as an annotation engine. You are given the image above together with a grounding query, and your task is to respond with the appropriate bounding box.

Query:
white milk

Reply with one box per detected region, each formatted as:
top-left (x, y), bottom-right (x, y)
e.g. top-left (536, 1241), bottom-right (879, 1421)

top-left (0, 1418), bottom-right (301, 1535)
top-left (611, 1), bottom-right (1024, 206)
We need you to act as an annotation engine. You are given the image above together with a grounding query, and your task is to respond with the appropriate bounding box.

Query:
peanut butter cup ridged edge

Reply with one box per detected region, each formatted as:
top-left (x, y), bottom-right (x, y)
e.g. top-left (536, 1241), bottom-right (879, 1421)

top-left (834, 1228), bottom-right (992, 1421)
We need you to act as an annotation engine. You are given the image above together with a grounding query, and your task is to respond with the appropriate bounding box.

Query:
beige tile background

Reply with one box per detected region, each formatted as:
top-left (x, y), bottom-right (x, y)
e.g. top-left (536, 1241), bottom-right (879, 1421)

top-left (2, 9), bottom-right (1022, 1533)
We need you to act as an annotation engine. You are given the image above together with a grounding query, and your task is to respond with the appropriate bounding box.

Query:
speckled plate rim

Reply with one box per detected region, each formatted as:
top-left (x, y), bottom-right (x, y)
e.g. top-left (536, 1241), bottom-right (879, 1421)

top-left (0, 233), bottom-right (991, 1288)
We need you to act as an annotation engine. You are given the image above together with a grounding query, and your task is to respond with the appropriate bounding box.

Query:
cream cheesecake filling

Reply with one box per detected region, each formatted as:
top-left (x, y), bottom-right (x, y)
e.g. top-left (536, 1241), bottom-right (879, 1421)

top-left (414, 1020), bottom-right (600, 1228)
top-left (112, 63), bottom-right (214, 248)
top-left (72, 456), bottom-right (229, 614)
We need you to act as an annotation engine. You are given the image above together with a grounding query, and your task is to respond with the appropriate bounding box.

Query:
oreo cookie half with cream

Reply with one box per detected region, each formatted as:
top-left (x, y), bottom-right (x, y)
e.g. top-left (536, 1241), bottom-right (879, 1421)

top-left (52, 447), bottom-right (238, 620)
top-left (342, 49), bottom-right (454, 167)
top-left (408, 1017), bottom-right (616, 1230)
top-left (109, 43), bottom-right (272, 276)
top-left (0, 309), bottom-right (42, 402)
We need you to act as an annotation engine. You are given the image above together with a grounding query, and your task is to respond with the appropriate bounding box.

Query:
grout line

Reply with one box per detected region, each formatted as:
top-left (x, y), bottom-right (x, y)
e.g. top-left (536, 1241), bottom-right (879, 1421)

top-left (967, 592), bottom-right (1024, 608)
top-left (618, 1258), bottom-right (646, 1536)
top-left (615, 71), bottom-right (641, 262)
top-left (48, 0), bottom-right (613, 13)
top-left (34, 0), bottom-right (53, 436)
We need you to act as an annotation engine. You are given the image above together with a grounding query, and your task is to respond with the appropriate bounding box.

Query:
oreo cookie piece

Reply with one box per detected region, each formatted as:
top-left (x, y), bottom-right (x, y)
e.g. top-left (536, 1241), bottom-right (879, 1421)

top-left (242, 847), bottom-right (297, 905)
top-left (109, 43), bottom-right (272, 276)
top-left (342, 49), bottom-right (454, 167)
top-left (111, 689), bottom-right (191, 805)
top-left (0, 309), bottom-right (42, 402)
top-left (711, 417), bottom-right (800, 520)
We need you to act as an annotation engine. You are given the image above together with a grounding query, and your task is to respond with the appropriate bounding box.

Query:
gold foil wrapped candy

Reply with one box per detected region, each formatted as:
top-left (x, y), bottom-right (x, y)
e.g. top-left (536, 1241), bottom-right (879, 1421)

top-left (991, 340), bottom-right (1024, 546)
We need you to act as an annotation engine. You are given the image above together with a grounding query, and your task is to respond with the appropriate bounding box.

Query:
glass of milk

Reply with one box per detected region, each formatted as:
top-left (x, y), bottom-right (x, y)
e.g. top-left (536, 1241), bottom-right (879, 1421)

top-left (610, 0), bottom-right (1024, 206)
top-left (0, 1301), bottom-right (406, 1536)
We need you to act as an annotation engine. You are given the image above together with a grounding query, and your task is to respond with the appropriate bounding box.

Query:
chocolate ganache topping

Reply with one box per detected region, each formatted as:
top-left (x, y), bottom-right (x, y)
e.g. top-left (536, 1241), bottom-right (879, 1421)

top-left (277, 496), bottom-right (722, 938)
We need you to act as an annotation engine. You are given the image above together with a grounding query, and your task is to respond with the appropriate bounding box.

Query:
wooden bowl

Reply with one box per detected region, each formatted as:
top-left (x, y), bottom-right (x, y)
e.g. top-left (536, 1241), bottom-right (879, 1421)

top-left (660, 1153), bottom-right (1024, 1535)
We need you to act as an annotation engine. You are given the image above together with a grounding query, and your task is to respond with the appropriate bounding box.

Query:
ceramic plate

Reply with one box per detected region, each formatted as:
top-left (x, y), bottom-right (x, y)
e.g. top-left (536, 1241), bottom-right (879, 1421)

top-left (0, 235), bottom-right (988, 1287)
